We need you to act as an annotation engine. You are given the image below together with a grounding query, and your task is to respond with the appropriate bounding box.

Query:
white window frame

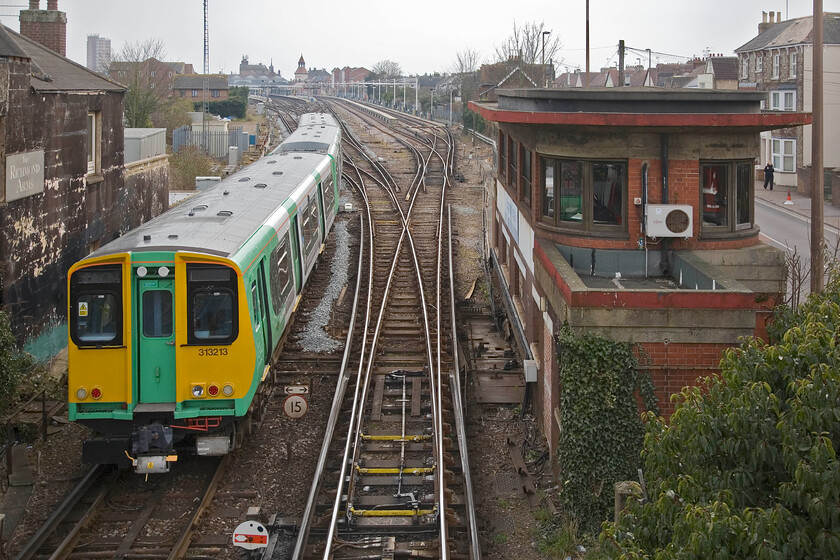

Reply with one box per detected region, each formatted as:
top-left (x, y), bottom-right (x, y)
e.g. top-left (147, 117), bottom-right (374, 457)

top-left (770, 89), bottom-right (796, 111)
top-left (756, 55), bottom-right (763, 73)
top-left (772, 138), bottom-right (796, 172)
top-left (772, 53), bottom-right (780, 79)
top-left (741, 57), bottom-right (749, 78)
top-left (790, 52), bottom-right (797, 78)
top-left (86, 111), bottom-right (100, 175)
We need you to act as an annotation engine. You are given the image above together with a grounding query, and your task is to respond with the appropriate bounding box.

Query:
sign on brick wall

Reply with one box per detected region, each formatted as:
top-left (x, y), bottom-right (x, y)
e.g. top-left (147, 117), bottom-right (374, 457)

top-left (5, 149), bottom-right (44, 202)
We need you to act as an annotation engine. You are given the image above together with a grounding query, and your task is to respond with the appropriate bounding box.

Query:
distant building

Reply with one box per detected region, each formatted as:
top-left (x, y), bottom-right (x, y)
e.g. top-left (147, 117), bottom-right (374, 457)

top-left (294, 54), bottom-right (308, 83)
top-left (735, 11), bottom-right (840, 190)
top-left (86, 33), bottom-right (110, 74)
top-left (477, 58), bottom-right (552, 101)
top-left (173, 74), bottom-right (229, 101)
top-left (238, 55), bottom-right (275, 78)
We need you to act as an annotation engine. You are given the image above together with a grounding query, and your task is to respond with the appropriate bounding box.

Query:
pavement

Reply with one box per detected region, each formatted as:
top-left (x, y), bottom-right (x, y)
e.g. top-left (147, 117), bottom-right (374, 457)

top-left (754, 181), bottom-right (840, 229)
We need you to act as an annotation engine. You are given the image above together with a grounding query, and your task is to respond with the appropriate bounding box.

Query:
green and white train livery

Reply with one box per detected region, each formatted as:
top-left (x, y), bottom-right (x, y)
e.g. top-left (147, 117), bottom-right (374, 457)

top-left (67, 113), bottom-right (341, 473)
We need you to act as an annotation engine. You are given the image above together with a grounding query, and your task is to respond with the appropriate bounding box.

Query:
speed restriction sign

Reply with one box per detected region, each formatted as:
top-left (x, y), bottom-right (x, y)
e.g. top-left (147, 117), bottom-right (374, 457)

top-left (283, 394), bottom-right (308, 418)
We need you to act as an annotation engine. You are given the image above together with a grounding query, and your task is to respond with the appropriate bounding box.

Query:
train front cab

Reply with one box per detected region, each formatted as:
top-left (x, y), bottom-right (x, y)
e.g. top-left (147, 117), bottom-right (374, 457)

top-left (69, 253), bottom-right (259, 474)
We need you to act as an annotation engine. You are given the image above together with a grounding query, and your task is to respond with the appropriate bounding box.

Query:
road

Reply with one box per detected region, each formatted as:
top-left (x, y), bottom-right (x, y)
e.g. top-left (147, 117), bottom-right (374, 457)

top-left (755, 198), bottom-right (840, 299)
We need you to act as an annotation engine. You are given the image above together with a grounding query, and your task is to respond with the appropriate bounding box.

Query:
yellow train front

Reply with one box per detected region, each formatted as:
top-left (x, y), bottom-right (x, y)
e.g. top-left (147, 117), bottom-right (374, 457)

top-left (67, 112), bottom-right (341, 473)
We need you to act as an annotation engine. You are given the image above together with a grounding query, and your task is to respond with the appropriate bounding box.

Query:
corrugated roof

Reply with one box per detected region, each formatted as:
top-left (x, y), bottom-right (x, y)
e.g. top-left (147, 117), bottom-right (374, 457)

top-left (736, 13), bottom-right (840, 52)
top-left (3, 26), bottom-right (123, 92)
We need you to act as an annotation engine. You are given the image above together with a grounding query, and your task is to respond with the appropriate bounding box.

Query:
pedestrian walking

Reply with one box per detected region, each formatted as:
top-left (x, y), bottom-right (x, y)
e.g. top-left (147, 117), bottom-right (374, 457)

top-left (763, 162), bottom-right (774, 190)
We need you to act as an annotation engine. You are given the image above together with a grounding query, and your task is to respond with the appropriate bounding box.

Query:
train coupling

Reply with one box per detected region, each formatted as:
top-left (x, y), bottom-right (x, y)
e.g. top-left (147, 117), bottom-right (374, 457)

top-left (129, 453), bottom-right (178, 474)
top-left (129, 423), bottom-right (176, 474)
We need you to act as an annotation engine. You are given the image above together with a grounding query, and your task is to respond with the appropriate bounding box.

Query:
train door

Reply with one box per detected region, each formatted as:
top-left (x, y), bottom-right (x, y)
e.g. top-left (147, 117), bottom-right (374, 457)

top-left (138, 278), bottom-right (176, 403)
top-left (290, 217), bottom-right (302, 292)
top-left (253, 260), bottom-right (271, 364)
top-left (316, 181), bottom-right (326, 239)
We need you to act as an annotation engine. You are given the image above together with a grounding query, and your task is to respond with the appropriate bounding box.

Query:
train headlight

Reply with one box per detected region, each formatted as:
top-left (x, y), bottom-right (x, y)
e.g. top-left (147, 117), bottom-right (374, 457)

top-left (91, 387), bottom-right (102, 400)
top-left (222, 384), bottom-right (235, 397)
top-left (137, 266), bottom-right (148, 277)
top-left (191, 383), bottom-right (205, 398)
top-left (76, 387), bottom-right (87, 400)
top-left (158, 266), bottom-right (170, 277)
top-left (208, 384), bottom-right (219, 397)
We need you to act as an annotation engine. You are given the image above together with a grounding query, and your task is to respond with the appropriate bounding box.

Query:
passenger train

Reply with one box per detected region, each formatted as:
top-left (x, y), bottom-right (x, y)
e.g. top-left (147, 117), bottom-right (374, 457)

top-left (67, 113), bottom-right (341, 473)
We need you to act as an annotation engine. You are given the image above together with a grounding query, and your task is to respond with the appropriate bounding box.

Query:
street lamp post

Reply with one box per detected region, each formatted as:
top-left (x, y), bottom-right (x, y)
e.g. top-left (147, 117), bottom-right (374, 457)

top-left (542, 30), bottom-right (551, 87)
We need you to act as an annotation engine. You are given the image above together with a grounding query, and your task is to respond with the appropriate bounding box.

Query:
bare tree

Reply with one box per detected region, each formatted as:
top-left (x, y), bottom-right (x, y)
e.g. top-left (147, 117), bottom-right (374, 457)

top-left (371, 59), bottom-right (403, 79)
top-left (494, 20), bottom-right (562, 66)
top-left (449, 48), bottom-right (482, 75)
top-left (111, 39), bottom-right (179, 128)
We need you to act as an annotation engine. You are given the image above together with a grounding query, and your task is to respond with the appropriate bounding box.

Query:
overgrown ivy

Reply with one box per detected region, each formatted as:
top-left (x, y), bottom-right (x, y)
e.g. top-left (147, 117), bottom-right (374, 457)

top-left (600, 268), bottom-right (840, 558)
top-left (556, 325), bottom-right (657, 533)
top-left (0, 311), bottom-right (37, 416)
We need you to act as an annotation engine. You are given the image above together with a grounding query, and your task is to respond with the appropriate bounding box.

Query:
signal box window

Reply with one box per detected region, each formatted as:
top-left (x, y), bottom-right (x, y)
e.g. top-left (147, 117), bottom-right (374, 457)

top-left (540, 157), bottom-right (626, 233)
top-left (187, 265), bottom-right (238, 344)
top-left (70, 264), bottom-right (122, 347)
top-left (700, 161), bottom-right (753, 231)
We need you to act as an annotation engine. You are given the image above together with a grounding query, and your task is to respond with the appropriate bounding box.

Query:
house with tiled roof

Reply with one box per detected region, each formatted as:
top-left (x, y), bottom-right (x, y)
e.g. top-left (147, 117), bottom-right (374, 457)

top-left (735, 11), bottom-right (840, 190)
top-left (173, 74), bottom-right (229, 101)
top-left (0, 20), bottom-right (167, 357)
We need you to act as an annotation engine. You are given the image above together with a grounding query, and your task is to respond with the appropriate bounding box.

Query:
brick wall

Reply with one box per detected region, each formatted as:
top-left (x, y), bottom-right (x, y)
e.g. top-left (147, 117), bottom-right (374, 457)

top-left (641, 341), bottom-right (732, 417)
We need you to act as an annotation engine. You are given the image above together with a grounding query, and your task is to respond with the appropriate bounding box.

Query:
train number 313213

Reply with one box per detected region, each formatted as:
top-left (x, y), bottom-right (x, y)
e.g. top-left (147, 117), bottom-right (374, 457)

top-left (198, 347), bottom-right (229, 357)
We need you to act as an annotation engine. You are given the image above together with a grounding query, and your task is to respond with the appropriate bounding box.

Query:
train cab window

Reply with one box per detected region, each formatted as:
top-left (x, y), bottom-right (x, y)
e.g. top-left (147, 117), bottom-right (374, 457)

top-left (187, 265), bottom-right (238, 345)
top-left (270, 233), bottom-right (293, 315)
top-left (70, 264), bottom-right (123, 347)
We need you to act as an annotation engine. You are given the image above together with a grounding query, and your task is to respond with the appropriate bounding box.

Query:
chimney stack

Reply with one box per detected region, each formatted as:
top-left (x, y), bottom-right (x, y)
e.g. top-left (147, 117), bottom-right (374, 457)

top-left (19, 0), bottom-right (67, 56)
top-left (759, 10), bottom-right (780, 34)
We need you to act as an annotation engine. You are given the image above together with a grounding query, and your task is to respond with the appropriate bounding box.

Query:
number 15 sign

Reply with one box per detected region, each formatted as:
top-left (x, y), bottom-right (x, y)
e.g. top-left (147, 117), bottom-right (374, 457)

top-left (283, 394), bottom-right (308, 419)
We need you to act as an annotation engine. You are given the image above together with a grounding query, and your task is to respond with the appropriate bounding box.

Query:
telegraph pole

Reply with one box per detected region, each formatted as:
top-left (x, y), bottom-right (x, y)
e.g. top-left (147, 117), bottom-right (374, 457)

top-left (618, 40), bottom-right (625, 87)
top-left (585, 0), bottom-right (590, 86)
top-left (811, 0), bottom-right (824, 292)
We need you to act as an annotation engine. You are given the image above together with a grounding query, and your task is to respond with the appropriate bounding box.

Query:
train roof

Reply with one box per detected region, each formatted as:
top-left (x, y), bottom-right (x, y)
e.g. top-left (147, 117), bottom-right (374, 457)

top-left (298, 112), bottom-right (339, 128)
top-left (279, 113), bottom-right (340, 154)
top-left (87, 152), bottom-right (332, 261)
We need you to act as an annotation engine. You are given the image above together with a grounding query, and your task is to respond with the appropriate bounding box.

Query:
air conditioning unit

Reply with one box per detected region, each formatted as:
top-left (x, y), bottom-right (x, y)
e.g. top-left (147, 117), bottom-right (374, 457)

top-left (645, 204), bottom-right (693, 238)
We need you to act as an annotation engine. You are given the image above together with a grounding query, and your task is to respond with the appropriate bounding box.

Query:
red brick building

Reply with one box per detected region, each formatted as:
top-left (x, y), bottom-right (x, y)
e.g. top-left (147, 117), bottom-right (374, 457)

top-left (469, 88), bottom-right (809, 453)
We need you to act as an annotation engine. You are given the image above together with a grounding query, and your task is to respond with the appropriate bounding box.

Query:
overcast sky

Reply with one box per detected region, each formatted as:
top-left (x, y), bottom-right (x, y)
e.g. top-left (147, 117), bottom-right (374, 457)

top-left (1, 0), bottom-right (839, 77)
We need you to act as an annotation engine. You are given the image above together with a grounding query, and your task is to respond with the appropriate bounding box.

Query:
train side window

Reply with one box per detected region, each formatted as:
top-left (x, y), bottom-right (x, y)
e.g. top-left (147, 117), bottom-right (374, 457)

top-left (322, 177), bottom-right (335, 215)
top-left (270, 233), bottom-right (293, 315)
top-left (187, 265), bottom-right (238, 345)
top-left (301, 195), bottom-right (320, 256)
top-left (69, 264), bottom-right (123, 347)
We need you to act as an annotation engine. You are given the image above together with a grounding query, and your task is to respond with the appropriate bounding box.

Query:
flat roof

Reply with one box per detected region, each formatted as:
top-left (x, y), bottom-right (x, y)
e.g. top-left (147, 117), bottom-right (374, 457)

top-left (469, 87), bottom-right (811, 130)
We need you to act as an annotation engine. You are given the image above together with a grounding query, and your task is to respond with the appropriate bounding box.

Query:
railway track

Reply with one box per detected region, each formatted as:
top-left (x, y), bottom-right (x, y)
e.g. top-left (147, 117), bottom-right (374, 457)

top-left (14, 456), bottom-right (225, 560)
top-left (10, 102), bottom-right (479, 560)
top-left (278, 100), bottom-right (479, 559)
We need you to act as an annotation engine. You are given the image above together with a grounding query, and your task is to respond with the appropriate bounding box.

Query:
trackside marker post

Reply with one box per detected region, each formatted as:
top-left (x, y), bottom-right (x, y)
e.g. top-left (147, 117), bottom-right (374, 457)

top-left (233, 520), bottom-right (268, 550)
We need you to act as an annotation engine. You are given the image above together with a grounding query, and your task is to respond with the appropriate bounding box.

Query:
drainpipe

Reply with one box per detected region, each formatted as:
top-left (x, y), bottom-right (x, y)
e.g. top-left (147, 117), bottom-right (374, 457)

top-left (642, 163), bottom-right (649, 277)
top-left (661, 133), bottom-right (670, 275)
